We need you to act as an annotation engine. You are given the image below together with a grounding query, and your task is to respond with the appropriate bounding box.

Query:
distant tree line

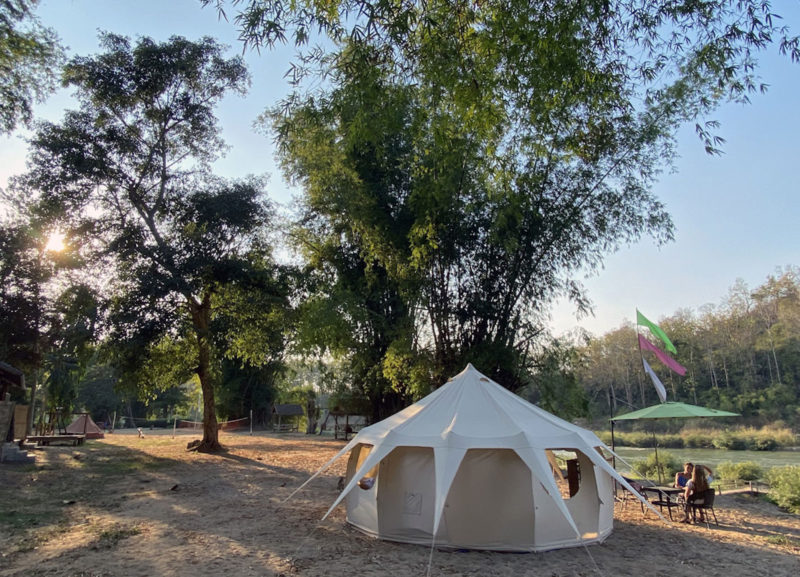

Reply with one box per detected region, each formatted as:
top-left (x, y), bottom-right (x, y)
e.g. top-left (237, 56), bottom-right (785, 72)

top-left (576, 267), bottom-right (800, 427)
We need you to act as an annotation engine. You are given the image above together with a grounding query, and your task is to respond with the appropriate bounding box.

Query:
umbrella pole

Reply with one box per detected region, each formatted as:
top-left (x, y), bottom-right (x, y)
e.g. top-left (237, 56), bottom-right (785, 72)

top-left (652, 429), bottom-right (662, 484)
top-left (610, 420), bottom-right (616, 468)
top-left (610, 419), bottom-right (618, 498)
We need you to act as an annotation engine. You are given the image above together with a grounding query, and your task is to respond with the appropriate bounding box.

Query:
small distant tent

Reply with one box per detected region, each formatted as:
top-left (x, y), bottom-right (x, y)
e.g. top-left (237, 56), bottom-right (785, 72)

top-left (66, 414), bottom-right (105, 439)
top-left (293, 364), bottom-right (656, 552)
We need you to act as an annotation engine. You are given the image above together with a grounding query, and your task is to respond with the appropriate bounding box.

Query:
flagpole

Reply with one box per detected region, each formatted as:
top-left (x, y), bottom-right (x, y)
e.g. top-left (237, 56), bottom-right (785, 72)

top-left (638, 309), bottom-right (662, 483)
top-left (635, 313), bottom-right (649, 399)
top-left (608, 389), bottom-right (617, 469)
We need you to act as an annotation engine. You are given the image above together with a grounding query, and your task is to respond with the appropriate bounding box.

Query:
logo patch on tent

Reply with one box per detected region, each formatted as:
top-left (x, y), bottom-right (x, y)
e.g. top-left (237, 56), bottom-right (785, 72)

top-left (402, 491), bottom-right (423, 515)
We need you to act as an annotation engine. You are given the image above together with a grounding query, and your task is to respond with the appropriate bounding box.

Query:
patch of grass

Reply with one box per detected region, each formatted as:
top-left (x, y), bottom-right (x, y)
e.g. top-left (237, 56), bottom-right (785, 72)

top-left (0, 492), bottom-right (66, 536)
top-left (95, 523), bottom-right (142, 548)
top-left (765, 534), bottom-right (800, 549)
top-left (92, 458), bottom-right (154, 475)
top-left (79, 446), bottom-right (171, 476)
top-left (1, 463), bottom-right (39, 474)
top-left (12, 523), bottom-right (68, 553)
top-left (0, 509), bottom-right (55, 529)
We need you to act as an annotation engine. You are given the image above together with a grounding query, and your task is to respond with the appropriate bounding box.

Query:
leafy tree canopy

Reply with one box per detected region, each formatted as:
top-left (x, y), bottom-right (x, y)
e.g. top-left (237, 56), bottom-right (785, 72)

top-left (0, 0), bottom-right (63, 134)
top-left (0, 222), bottom-right (46, 370)
top-left (204, 1), bottom-right (797, 416)
top-left (11, 33), bottom-right (290, 451)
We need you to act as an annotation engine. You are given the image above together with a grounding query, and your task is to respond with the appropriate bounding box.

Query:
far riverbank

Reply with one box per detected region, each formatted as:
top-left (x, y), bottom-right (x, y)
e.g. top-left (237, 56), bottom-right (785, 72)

top-left (613, 446), bottom-right (800, 472)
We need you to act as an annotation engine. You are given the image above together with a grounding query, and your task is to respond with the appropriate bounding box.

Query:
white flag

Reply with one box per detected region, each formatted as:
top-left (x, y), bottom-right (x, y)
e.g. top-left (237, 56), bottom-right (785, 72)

top-left (642, 356), bottom-right (668, 403)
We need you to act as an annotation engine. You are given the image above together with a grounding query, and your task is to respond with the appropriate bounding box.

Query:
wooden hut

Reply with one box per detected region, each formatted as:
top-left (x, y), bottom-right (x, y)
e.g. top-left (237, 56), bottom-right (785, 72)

top-left (271, 403), bottom-right (304, 432)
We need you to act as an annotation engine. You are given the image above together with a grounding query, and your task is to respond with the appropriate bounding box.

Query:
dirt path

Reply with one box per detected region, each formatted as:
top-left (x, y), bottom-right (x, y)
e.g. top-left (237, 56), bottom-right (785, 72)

top-left (1, 432), bottom-right (799, 577)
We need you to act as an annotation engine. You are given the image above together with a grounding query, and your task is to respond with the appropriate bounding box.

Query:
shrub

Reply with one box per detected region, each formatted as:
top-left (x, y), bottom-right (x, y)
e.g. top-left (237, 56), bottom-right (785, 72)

top-left (659, 434), bottom-right (684, 448)
top-left (596, 431), bottom-right (613, 445)
top-left (717, 461), bottom-right (763, 482)
top-left (724, 426), bottom-right (795, 450)
top-left (632, 451), bottom-right (680, 481)
top-left (766, 466), bottom-right (800, 514)
top-left (711, 431), bottom-right (747, 450)
top-left (605, 431), bottom-right (631, 447)
top-left (626, 432), bottom-right (653, 448)
top-left (748, 437), bottom-right (778, 451)
top-left (682, 430), bottom-right (713, 448)
top-left (757, 424), bottom-right (797, 447)
top-left (716, 461), bottom-right (736, 480)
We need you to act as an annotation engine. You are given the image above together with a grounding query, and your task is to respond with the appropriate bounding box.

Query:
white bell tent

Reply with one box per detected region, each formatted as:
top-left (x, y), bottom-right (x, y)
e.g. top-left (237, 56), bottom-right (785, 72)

top-left (294, 364), bottom-right (655, 552)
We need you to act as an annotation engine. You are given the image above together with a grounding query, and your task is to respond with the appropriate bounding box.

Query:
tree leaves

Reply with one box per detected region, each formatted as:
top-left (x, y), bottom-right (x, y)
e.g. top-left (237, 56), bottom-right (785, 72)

top-left (0, 0), bottom-right (63, 134)
top-left (12, 34), bottom-right (285, 450)
top-left (225, 0), bottom-right (798, 407)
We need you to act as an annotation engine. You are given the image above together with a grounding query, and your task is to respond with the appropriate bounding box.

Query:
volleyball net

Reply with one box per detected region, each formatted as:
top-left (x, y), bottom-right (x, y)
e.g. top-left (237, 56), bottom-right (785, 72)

top-left (176, 416), bottom-right (250, 431)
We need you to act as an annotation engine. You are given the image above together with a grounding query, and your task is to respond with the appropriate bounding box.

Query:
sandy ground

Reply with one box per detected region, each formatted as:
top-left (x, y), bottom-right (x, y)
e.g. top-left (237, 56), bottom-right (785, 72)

top-left (1, 431), bottom-right (799, 577)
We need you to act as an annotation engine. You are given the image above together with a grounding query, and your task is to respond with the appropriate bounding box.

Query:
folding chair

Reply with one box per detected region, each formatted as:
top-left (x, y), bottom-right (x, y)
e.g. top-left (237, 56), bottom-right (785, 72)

top-left (690, 488), bottom-right (718, 527)
top-left (619, 476), bottom-right (647, 514)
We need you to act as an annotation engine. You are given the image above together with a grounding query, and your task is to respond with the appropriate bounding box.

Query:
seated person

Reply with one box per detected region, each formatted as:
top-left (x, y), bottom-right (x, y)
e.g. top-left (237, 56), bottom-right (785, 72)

top-left (358, 476), bottom-right (375, 490)
top-left (700, 464), bottom-right (714, 484)
top-left (680, 464), bottom-right (710, 523)
top-left (674, 462), bottom-right (693, 488)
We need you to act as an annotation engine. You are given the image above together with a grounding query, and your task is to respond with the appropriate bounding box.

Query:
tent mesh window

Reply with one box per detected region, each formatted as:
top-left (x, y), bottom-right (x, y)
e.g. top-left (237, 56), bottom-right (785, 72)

top-left (548, 449), bottom-right (585, 499)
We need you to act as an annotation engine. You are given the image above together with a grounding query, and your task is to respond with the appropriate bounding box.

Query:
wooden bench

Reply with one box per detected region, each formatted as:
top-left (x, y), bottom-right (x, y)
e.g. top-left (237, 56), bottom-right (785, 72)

top-left (27, 434), bottom-right (85, 446)
top-left (334, 423), bottom-right (364, 441)
top-left (273, 423), bottom-right (298, 433)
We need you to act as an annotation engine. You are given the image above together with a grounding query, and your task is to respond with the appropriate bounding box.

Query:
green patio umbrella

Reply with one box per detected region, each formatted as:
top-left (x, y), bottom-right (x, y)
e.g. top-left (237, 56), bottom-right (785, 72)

top-left (611, 402), bottom-right (739, 421)
top-left (610, 402), bottom-right (739, 483)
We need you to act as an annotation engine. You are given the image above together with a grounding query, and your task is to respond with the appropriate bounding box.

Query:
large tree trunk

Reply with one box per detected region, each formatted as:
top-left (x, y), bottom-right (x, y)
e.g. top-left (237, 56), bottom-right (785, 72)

top-left (26, 372), bottom-right (38, 436)
top-left (189, 294), bottom-right (221, 452)
top-left (198, 366), bottom-right (220, 451)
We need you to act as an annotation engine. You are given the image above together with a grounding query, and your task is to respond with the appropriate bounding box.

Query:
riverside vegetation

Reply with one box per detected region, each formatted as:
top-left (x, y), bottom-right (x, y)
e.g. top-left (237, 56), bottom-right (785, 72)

top-left (627, 451), bottom-right (800, 515)
top-left (597, 425), bottom-right (797, 451)
top-left (605, 424), bottom-right (800, 514)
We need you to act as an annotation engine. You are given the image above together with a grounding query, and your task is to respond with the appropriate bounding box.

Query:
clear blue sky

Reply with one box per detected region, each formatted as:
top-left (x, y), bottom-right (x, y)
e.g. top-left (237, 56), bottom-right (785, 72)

top-left (2, 0), bottom-right (798, 336)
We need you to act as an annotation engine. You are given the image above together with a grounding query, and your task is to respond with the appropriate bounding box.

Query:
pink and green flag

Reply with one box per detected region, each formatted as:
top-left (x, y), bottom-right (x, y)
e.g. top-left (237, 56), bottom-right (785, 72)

top-left (638, 334), bottom-right (687, 376)
top-left (636, 309), bottom-right (677, 354)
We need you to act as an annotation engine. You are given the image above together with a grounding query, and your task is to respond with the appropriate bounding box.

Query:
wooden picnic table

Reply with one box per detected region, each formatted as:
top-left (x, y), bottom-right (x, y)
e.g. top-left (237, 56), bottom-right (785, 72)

top-left (641, 485), bottom-right (684, 520)
top-left (26, 434), bottom-right (85, 446)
